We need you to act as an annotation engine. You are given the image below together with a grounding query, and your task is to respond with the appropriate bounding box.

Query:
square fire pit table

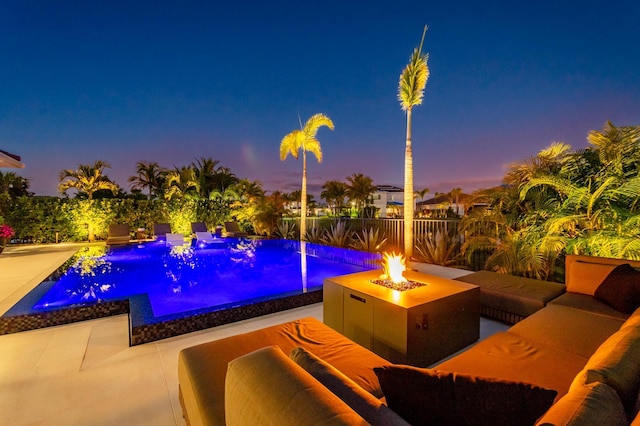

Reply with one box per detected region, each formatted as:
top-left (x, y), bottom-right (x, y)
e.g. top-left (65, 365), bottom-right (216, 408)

top-left (324, 269), bottom-right (480, 367)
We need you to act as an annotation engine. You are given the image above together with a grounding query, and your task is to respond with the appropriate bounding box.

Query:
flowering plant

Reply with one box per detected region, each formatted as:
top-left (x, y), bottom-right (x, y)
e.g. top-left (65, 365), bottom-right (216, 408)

top-left (0, 224), bottom-right (15, 239)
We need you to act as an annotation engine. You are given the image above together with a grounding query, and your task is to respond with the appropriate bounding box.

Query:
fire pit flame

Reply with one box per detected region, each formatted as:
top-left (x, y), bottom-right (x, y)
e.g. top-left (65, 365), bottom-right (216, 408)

top-left (371, 252), bottom-right (426, 292)
top-left (381, 252), bottom-right (407, 284)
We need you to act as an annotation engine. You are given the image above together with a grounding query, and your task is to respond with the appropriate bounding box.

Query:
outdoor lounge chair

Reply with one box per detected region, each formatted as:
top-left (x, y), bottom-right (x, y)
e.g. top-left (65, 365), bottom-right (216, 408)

top-left (166, 233), bottom-right (185, 245)
top-left (106, 224), bottom-right (131, 245)
top-left (223, 221), bottom-right (248, 238)
top-left (195, 231), bottom-right (217, 243)
top-left (153, 222), bottom-right (172, 240)
top-left (191, 222), bottom-right (208, 233)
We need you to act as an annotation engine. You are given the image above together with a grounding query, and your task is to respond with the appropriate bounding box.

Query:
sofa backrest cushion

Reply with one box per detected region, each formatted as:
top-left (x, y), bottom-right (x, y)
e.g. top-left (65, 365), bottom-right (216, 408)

top-left (566, 260), bottom-right (618, 295)
top-left (536, 382), bottom-right (627, 426)
top-left (594, 264), bottom-right (640, 314)
top-left (290, 347), bottom-right (409, 426)
top-left (374, 365), bottom-right (557, 426)
top-left (225, 346), bottom-right (368, 426)
top-left (570, 320), bottom-right (640, 418)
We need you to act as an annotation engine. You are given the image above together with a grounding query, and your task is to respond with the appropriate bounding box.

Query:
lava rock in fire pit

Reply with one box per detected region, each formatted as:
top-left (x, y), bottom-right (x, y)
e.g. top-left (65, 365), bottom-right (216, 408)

top-left (369, 279), bottom-right (426, 292)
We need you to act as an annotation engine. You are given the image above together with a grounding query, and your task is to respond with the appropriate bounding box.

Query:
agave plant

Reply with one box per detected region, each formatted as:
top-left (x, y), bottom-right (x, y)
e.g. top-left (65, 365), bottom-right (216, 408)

top-left (304, 226), bottom-right (324, 244)
top-left (351, 227), bottom-right (387, 253)
top-left (415, 229), bottom-right (460, 266)
top-left (275, 221), bottom-right (297, 240)
top-left (321, 220), bottom-right (353, 248)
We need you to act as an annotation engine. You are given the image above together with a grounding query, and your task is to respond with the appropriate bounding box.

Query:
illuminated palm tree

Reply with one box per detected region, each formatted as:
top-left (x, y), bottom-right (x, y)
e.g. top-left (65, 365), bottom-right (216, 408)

top-left (128, 161), bottom-right (165, 199)
top-left (398, 25), bottom-right (429, 258)
top-left (164, 166), bottom-right (199, 200)
top-left (280, 113), bottom-right (334, 239)
top-left (58, 160), bottom-right (119, 200)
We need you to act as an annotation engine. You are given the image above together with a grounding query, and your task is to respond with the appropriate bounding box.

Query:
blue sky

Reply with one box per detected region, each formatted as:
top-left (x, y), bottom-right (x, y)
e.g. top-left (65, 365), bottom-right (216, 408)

top-left (1, 0), bottom-right (639, 197)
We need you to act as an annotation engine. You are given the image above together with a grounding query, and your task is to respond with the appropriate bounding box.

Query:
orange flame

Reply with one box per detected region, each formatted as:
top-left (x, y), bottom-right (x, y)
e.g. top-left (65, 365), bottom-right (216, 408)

top-left (381, 252), bottom-right (407, 284)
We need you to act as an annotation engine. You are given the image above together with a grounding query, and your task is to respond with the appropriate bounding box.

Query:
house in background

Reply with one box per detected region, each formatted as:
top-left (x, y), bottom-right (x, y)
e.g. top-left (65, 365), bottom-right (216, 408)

top-left (372, 185), bottom-right (406, 218)
top-left (417, 192), bottom-right (472, 217)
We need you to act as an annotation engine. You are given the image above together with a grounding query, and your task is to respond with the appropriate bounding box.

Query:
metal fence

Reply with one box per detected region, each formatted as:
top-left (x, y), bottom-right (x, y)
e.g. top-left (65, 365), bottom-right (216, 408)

top-left (282, 217), bottom-right (461, 253)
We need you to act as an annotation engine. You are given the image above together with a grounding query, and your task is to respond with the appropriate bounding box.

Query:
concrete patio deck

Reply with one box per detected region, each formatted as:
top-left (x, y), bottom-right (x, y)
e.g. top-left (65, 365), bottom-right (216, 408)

top-left (0, 243), bottom-right (507, 425)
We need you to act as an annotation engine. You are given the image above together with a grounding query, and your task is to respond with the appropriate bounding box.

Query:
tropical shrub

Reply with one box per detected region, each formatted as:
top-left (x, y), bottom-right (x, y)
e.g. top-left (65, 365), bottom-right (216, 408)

top-left (351, 227), bottom-right (387, 253)
top-left (275, 221), bottom-right (296, 239)
top-left (304, 226), bottom-right (324, 244)
top-left (415, 229), bottom-right (460, 267)
top-left (321, 220), bottom-right (353, 248)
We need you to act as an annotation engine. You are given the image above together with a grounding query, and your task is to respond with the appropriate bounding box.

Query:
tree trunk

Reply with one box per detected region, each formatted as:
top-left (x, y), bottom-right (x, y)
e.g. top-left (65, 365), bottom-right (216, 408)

top-left (404, 109), bottom-right (414, 258)
top-left (300, 151), bottom-right (307, 241)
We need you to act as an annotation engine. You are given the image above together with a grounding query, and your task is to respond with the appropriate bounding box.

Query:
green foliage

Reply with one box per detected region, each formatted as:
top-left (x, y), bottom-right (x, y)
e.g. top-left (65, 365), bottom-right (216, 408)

top-left (351, 227), bottom-right (387, 253)
top-left (275, 221), bottom-right (297, 239)
top-left (304, 226), bottom-right (324, 244)
top-left (461, 121), bottom-right (640, 280)
top-left (321, 220), bottom-right (353, 248)
top-left (415, 229), bottom-right (460, 266)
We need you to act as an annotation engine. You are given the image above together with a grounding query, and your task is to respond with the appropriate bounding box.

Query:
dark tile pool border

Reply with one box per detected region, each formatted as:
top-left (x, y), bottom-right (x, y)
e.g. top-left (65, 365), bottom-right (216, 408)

top-left (128, 289), bottom-right (322, 345)
top-left (0, 300), bottom-right (129, 335)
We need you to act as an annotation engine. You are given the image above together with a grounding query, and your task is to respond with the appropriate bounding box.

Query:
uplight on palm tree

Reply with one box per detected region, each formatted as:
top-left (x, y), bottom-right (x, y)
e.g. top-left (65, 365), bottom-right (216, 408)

top-left (280, 113), bottom-right (334, 240)
top-left (398, 25), bottom-right (429, 258)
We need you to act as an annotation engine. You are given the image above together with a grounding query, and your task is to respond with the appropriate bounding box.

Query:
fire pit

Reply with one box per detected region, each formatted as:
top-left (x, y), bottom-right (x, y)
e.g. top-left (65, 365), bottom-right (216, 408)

top-left (370, 252), bottom-right (426, 292)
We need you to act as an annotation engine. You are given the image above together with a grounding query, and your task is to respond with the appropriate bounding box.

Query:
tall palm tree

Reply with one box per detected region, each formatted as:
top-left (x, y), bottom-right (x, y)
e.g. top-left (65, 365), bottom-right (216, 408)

top-left (346, 173), bottom-right (376, 215)
top-left (321, 180), bottom-right (348, 216)
top-left (59, 160), bottom-right (119, 200)
top-left (280, 113), bottom-right (334, 240)
top-left (128, 161), bottom-right (165, 199)
top-left (398, 25), bottom-right (429, 258)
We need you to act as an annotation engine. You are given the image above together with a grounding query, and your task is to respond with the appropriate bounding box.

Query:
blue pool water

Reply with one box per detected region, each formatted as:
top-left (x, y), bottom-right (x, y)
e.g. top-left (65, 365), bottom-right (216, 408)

top-left (27, 239), bottom-right (379, 319)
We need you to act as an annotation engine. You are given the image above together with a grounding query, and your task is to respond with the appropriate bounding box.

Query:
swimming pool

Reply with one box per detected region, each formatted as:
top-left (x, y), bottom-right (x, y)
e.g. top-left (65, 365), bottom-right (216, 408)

top-left (2, 239), bottom-right (380, 344)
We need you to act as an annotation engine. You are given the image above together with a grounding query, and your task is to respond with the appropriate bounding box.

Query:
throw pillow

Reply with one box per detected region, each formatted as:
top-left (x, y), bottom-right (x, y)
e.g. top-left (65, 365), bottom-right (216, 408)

top-left (375, 365), bottom-right (557, 426)
top-left (595, 263), bottom-right (640, 314)
top-left (290, 347), bottom-right (409, 426)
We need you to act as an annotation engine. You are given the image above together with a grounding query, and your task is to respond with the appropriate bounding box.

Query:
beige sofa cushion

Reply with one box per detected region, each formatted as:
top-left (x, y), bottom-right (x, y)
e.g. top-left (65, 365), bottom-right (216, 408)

top-left (436, 331), bottom-right (588, 398)
top-left (566, 260), bottom-right (618, 295)
top-left (290, 347), bottom-right (409, 426)
top-left (508, 304), bottom-right (625, 358)
top-left (536, 382), bottom-right (627, 426)
top-left (225, 346), bottom-right (368, 426)
top-left (571, 321), bottom-right (640, 415)
top-left (178, 317), bottom-right (390, 425)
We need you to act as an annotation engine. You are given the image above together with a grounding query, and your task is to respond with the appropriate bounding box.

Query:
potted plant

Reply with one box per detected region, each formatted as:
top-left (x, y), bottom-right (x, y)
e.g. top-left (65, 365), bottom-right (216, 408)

top-left (0, 223), bottom-right (15, 253)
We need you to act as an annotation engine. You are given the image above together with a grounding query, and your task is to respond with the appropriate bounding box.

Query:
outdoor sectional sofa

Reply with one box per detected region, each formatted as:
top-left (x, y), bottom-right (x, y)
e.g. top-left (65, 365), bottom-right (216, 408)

top-left (178, 254), bottom-right (640, 425)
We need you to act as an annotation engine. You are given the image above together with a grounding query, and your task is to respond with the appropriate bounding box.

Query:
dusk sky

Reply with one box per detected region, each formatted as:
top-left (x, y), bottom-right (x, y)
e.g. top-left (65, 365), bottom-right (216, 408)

top-left (1, 1), bottom-right (639, 198)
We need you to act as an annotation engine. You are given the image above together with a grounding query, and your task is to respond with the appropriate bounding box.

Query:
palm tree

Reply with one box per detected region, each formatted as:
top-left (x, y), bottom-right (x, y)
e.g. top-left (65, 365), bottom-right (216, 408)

top-left (214, 166), bottom-right (239, 192)
top-left (0, 171), bottom-right (31, 198)
top-left (59, 160), bottom-right (119, 200)
top-left (192, 157), bottom-right (220, 199)
top-left (398, 25), bottom-right (429, 258)
top-left (128, 161), bottom-right (165, 199)
top-left (346, 173), bottom-right (376, 216)
top-left (321, 180), bottom-right (348, 216)
top-left (449, 187), bottom-right (463, 216)
top-left (414, 187), bottom-right (429, 216)
top-left (280, 113), bottom-right (334, 240)
top-left (164, 166), bottom-right (199, 200)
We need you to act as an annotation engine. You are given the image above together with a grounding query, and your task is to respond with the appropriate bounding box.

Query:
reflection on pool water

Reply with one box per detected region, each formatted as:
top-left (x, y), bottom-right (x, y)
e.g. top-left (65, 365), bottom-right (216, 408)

top-left (31, 239), bottom-right (380, 319)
